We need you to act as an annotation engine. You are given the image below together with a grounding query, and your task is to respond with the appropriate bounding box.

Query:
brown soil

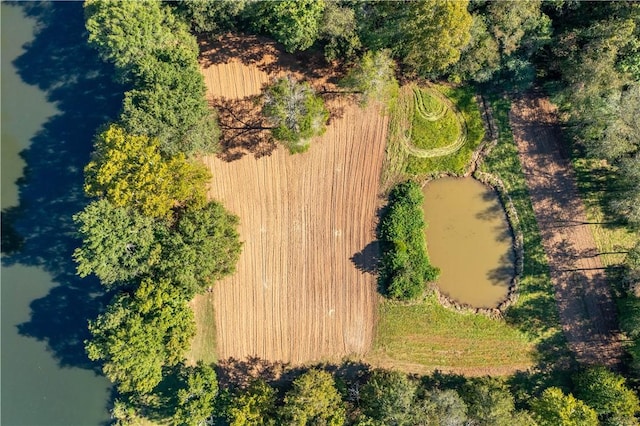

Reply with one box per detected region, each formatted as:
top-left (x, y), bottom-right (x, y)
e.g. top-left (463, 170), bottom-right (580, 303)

top-left (197, 35), bottom-right (386, 364)
top-left (510, 94), bottom-right (623, 368)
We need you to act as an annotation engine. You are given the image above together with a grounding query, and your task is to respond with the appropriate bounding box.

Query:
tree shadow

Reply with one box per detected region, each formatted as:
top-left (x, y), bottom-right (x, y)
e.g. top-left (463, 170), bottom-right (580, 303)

top-left (1, 2), bottom-right (123, 371)
top-left (351, 241), bottom-right (380, 275)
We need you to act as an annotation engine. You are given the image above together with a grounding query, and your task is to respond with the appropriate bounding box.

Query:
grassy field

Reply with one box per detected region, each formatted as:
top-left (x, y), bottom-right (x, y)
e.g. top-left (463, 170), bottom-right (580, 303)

top-left (370, 89), bottom-right (566, 375)
top-left (410, 89), bottom-right (460, 150)
top-left (186, 293), bottom-right (217, 365)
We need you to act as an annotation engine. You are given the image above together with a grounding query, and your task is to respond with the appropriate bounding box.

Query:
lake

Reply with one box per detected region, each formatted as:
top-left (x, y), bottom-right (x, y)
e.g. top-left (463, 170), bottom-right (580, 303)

top-left (1, 2), bottom-right (122, 424)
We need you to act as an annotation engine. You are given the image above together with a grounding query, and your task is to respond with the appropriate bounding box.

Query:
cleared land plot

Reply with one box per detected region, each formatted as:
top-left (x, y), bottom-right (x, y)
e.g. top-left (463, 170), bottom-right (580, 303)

top-left (196, 36), bottom-right (387, 364)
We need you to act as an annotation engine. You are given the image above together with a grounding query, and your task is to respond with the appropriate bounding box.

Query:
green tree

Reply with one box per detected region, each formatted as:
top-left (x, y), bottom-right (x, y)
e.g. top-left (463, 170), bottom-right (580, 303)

top-left (574, 366), bottom-right (640, 425)
top-left (341, 49), bottom-right (398, 106)
top-left (358, 0), bottom-right (472, 77)
top-left (161, 201), bottom-right (243, 297)
top-left (360, 370), bottom-right (417, 425)
top-left (248, 0), bottom-right (326, 53)
top-left (378, 181), bottom-right (439, 300)
top-left (262, 76), bottom-right (329, 153)
top-left (530, 387), bottom-right (598, 426)
top-left (279, 369), bottom-right (346, 426)
top-left (86, 277), bottom-right (195, 394)
top-left (451, 14), bottom-right (501, 83)
top-left (84, 125), bottom-right (210, 219)
top-left (173, 362), bottom-right (218, 426)
top-left (172, 0), bottom-right (246, 35)
top-left (319, 1), bottom-right (361, 61)
top-left (414, 388), bottom-right (468, 426)
top-left (226, 379), bottom-right (277, 426)
top-left (461, 377), bottom-right (524, 426)
top-left (73, 200), bottom-right (163, 287)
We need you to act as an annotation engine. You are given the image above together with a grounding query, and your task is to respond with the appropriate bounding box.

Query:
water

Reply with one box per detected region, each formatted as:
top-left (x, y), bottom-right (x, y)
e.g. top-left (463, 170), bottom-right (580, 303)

top-left (422, 178), bottom-right (514, 308)
top-left (1, 3), bottom-right (122, 424)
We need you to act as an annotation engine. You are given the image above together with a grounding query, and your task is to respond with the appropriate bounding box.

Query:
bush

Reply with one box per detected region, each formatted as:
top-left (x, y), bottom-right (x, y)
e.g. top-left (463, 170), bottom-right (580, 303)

top-left (378, 181), bottom-right (439, 300)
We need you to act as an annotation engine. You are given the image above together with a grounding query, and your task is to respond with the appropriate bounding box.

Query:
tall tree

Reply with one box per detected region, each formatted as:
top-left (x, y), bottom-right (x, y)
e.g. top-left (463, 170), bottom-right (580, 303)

top-left (262, 76), bottom-right (329, 153)
top-left (73, 200), bottom-right (164, 287)
top-left (84, 125), bottom-right (210, 219)
top-left (172, 0), bottom-right (246, 35)
top-left (530, 387), bottom-right (598, 426)
top-left (360, 369), bottom-right (417, 425)
top-left (279, 369), bottom-right (346, 426)
top-left (160, 201), bottom-right (243, 297)
top-left (319, 1), bottom-right (361, 61)
top-left (86, 278), bottom-right (195, 394)
top-left (247, 0), bottom-right (326, 53)
top-left (461, 377), bottom-right (529, 426)
top-left (173, 362), bottom-right (218, 426)
top-left (574, 366), bottom-right (640, 426)
top-left (226, 379), bottom-right (277, 426)
top-left (341, 49), bottom-right (398, 106)
top-left (414, 389), bottom-right (468, 426)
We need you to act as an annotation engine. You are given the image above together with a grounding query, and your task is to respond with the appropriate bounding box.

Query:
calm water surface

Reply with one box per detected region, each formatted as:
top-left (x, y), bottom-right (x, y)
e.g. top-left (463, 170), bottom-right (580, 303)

top-left (423, 178), bottom-right (514, 308)
top-left (2, 3), bottom-right (119, 424)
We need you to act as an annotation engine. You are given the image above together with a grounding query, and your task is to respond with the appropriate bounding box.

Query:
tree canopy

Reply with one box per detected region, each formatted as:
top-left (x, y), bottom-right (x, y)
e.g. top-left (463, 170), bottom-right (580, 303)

top-left (86, 277), bottom-right (195, 394)
top-left (84, 124), bottom-right (209, 219)
top-left (341, 49), bottom-right (398, 106)
top-left (73, 199), bottom-right (163, 287)
top-left (262, 76), bottom-right (329, 153)
top-left (279, 369), bottom-right (346, 425)
top-left (225, 379), bottom-right (277, 426)
top-left (173, 362), bottom-right (218, 426)
top-left (531, 387), bottom-right (598, 426)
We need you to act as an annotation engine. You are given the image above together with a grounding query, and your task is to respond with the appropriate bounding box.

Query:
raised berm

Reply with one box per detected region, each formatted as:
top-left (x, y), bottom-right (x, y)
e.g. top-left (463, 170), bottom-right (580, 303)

top-left (422, 177), bottom-right (515, 308)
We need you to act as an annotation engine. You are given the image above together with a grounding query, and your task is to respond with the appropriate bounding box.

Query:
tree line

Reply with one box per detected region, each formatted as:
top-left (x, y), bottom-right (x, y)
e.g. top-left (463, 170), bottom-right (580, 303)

top-left (111, 362), bottom-right (638, 426)
top-left (77, 0), bottom-right (242, 397)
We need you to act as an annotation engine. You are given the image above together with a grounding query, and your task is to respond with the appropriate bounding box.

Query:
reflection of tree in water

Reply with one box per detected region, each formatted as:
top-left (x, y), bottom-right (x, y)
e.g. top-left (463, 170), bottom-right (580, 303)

top-left (1, 2), bottom-right (123, 371)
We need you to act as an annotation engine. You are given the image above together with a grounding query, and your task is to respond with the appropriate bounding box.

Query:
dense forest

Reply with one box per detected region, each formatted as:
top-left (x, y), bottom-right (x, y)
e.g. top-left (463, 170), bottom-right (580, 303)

top-left (75, 0), bottom-right (640, 425)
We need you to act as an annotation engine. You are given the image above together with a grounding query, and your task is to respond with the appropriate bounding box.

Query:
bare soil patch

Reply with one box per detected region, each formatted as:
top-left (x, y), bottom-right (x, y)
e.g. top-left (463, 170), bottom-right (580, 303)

top-left (509, 94), bottom-right (623, 368)
top-left (197, 35), bottom-right (387, 364)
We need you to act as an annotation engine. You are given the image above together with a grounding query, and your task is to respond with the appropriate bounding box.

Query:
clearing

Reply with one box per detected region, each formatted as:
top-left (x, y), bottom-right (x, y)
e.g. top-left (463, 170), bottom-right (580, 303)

top-left (509, 93), bottom-right (623, 368)
top-left (194, 35), bottom-right (387, 364)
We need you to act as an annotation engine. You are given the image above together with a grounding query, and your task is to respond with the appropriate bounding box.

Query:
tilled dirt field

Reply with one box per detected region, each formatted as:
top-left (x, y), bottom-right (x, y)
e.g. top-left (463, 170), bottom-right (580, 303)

top-left (510, 94), bottom-right (623, 368)
top-left (198, 35), bottom-right (387, 364)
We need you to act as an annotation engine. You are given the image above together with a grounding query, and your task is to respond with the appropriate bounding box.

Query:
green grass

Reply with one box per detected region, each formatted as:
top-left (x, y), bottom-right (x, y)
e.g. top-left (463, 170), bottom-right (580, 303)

top-left (366, 297), bottom-right (535, 373)
top-left (186, 293), bottom-right (217, 365)
top-left (406, 85), bottom-right (484, 176)
top-left (410, 89), bottom-right (460, 150)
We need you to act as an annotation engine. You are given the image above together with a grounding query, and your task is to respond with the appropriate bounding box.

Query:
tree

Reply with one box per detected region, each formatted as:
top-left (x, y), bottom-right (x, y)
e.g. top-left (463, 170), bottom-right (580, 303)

top-left (279, 369), bottom-right (346, 426)
top-left (121, 60), bottom-right (219, 157)
top-left (358, 1), bottom-right (472, 77)
top-left (73, 200), bottom-right (163, 287)
top-left (86, 277), bottom-right (195, 394)
top-left (247, 0), bottom-right (326, 53)
top-left (450, 15), bottom-right (501, 83)
top-left (341, 50), bottom-right (398, 106)
top-left (172, 0), bottom-right (246, 35)
top-left (378, 181), bottom-right (439, 300)
top-left (160, 201), bottom-right (243, 297)
top-left (226, 379), bottom-right (277, 426)
top-left (574, 366), bottom-right (640, 425)
top-left (461, 377), bottom-right (524, 426)
top-left (414, 389), bottom-right (468, 426)
top-left (319, 1), bottom-right (361, 61)
top-left (84, 124), bottom-right (210, 219)
top-left (360, 370), bottom-right (417, 425)
top-left (262, 76), bottom-right (329, 153)
top-left (173, 362), bottom-right (218, 426)
top-left (530, 387), bottom-right (598, 426)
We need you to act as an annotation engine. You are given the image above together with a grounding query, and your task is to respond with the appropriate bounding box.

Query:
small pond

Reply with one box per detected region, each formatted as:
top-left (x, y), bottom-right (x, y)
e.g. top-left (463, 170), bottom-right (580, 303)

top-left (422, 177), bottom-right (515, 308)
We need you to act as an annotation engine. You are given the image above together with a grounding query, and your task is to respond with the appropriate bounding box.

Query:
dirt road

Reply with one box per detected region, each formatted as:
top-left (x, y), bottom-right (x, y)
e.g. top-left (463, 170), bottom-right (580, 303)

top-left (510, 94), bottom-right (623, 367)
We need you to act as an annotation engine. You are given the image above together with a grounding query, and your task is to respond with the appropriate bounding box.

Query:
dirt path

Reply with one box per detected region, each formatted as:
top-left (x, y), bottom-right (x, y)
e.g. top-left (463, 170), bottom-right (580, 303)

top-left (196, 35), bottom-right (386, 364)
top-left (509, 94), bottom-right (623, 368)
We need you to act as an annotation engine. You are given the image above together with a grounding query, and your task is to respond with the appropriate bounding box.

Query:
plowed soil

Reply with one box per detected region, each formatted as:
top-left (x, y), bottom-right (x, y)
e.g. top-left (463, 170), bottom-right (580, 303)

top-left (197, 35), bottom-right (387, 364)
top-left (510, 94), bottom-right (623, 368)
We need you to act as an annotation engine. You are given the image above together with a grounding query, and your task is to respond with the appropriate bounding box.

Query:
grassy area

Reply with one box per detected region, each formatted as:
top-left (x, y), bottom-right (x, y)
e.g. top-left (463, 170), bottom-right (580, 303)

top-left (410, 89), bottom-right (460, 150)
top-left (406, 85), bottom-right (485, 176)
top-left (186, 293), bottom-right (217, 365)
top-left (366, 297), bottom-right (535, 372)
top-left (372, 88), bottom-right (566, 375)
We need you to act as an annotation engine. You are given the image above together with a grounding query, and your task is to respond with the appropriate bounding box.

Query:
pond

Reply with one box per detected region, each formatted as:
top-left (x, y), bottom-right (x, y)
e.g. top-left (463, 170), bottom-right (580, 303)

top-left (422, 177), bottom-right (515, 308)
top-left (2, 3), bottom-right (122, 424)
